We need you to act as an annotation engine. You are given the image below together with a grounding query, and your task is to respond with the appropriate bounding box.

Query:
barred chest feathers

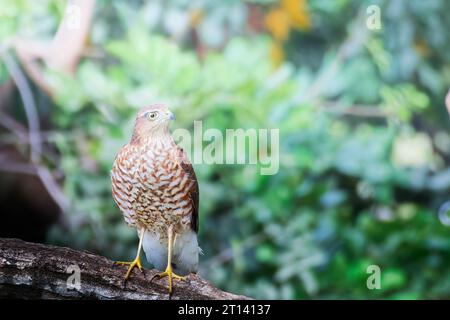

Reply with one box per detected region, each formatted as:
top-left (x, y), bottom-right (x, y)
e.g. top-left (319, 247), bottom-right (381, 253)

top-left (111, 138), bottom-right (195, 237)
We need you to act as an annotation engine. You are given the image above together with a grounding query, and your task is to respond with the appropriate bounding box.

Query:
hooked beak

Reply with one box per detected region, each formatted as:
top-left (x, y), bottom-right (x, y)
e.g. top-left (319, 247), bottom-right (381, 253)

top-left (168, 111), bottom-right (175, 121)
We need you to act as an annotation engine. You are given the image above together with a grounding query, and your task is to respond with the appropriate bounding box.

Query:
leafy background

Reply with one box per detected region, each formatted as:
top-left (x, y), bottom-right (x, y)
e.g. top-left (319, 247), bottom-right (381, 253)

top-left (0, 0), bottom-right (449, 299)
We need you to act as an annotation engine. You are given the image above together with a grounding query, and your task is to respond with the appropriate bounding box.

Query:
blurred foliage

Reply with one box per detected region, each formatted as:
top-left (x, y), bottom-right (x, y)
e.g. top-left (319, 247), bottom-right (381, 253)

top-left (1, 0), bottom-right (450, 299)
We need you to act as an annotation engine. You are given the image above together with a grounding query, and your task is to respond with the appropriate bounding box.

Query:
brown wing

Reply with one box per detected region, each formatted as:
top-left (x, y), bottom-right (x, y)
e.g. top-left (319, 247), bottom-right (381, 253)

top-left (174, 146), bottom-right (199, 233)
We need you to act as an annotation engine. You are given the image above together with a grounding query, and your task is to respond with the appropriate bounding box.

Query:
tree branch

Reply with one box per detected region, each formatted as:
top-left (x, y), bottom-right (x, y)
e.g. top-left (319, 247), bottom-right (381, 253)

top-left (0, 238), bottom-right (249, 300)
top-left (1, 51), bottom-right (72, 218)
top-left (13, 0), bottom-right (96, 96)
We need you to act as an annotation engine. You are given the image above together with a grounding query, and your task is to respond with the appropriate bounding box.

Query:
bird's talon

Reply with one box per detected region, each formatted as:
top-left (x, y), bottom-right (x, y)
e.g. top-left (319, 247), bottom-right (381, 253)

top-left (114, 257), bottom-right (143, 280)
top-left (151, 267), bottom-right (186, 294)
top-left (173, 274), bottom-right (187, 281)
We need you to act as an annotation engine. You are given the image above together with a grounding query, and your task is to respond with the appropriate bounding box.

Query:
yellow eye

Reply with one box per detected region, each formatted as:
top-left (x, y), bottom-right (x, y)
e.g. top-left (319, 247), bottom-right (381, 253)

top-left (146, 111), bottom-right (158, 120)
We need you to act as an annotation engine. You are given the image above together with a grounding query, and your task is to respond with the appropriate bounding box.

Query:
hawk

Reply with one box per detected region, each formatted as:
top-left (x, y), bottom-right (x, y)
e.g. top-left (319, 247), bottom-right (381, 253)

top-left (111, 104), bottom-right (200, 294)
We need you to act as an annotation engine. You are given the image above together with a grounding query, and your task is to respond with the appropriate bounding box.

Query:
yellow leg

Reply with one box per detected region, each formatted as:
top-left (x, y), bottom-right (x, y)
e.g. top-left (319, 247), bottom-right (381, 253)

top-left (114, 228), bottom-right (144, 281)
top-left (151, 226), bottom-right (186, 294)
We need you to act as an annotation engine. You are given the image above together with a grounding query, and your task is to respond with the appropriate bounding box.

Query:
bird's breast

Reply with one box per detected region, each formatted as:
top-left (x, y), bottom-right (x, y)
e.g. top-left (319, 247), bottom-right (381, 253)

top-left (132, 145), bottom-right (194, 233)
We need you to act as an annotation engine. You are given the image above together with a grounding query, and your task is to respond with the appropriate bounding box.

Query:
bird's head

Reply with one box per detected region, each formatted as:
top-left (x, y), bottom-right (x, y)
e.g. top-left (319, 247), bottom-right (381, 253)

top-left (131, 103), bottom-right (175, 143)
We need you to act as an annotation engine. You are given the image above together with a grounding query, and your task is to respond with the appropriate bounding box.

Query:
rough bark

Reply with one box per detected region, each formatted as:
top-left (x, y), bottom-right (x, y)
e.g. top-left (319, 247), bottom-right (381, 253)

top-left (0, 238), bottom-right (249, 300)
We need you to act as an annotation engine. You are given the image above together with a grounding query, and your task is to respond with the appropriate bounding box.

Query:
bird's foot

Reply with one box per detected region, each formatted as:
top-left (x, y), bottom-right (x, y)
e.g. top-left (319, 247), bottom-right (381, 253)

top-left (114, 256), bottom-right (143, 281)
top-left (151, 265), bottom-right (186, 294)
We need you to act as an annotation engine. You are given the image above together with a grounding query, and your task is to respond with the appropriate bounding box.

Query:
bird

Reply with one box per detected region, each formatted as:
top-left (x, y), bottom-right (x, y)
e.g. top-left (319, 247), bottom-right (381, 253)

top-left (111, 103), bottom-right (200, 294)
